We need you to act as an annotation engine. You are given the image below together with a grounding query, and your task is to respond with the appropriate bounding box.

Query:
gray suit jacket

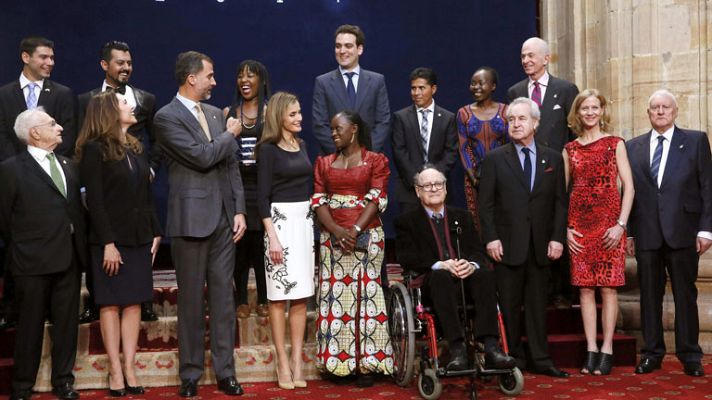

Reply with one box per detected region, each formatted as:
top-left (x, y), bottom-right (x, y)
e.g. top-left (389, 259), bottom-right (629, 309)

top-left (507, 74), bottom-right (579, 152)
top-left (312, 68), bottom-right (390, 153)
top-left (154, 97), bottom-right (245, 238)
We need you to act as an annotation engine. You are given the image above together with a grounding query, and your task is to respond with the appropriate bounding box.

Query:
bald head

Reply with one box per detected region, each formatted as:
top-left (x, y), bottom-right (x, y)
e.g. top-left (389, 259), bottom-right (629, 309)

top-left (521, 37), bottom-right (550, 80)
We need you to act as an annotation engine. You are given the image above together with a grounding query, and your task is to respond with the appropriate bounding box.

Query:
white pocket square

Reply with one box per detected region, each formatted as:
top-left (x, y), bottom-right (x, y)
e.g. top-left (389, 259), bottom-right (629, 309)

top-left (553, 104), bottom-right (562, 110)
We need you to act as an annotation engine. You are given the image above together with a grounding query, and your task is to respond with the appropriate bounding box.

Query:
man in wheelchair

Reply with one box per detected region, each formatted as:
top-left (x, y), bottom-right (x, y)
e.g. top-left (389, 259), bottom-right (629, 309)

top-left (394, 166), bottom-right (515, 371)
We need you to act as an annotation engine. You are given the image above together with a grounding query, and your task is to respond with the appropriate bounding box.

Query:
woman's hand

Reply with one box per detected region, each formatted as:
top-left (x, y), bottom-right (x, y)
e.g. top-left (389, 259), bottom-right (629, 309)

top-left (103, 243), bottom-right (123, 276)
top-left (151, 236), bottom-right (161, 265)
top-left (268, 235), bottom-right (284, 265)
top-left (567, 228), bottom-right (584, 255)
top-left (602, 224), bottom-right (625, 250)
top-left (333, 226), bottom-right (356, 253)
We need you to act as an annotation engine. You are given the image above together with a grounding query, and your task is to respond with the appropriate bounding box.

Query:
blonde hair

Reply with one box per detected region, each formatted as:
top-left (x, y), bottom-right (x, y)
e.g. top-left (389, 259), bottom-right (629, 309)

top-left (75, 91), bottom-right (142, 161)
top-left (255, 91), bottom-right (299, 159)
top-left (567, 89), bottom-right (612, 136)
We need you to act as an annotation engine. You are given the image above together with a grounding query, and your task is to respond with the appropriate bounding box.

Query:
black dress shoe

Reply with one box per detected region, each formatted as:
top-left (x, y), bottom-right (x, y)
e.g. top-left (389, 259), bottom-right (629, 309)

top-left (52, 382), bottom-right (80, 400)
top-left (635, 357), bottom-right (662, 374)
top-left (141, 303), bottom-right (158, 322)
top-left (78, 307), bottom-right (99, 324)
top-left (683, 362), bottom-right (705, 377)
top-left (0, 315), bottom-right (17, 330)
top-left (9, 390), bottom-right (32, 400)
top-left (217, 377), bottom-right (244, 396)
top-left (533, 366), bottom-right (569, 378)
top-left (446, 342), bottom-right (468, 371)
top-left (484, 348), bottom-right (516, 369)
top-left (179, 379), bottom-right (198, 397)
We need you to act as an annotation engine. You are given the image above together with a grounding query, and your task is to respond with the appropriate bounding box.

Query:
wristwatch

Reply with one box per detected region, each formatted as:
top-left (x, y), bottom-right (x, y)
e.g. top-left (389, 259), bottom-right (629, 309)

top-left (353, 224), bottom-right (362, 233)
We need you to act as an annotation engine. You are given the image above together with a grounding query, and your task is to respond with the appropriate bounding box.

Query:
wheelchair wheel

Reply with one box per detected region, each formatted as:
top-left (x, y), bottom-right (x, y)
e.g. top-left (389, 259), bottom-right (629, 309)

top-left (498, 366), bottom-right (524, 396)
top-left (418, 368), bottom-right (442, 400)
top-left (388, 281), bottom-right (415, 387)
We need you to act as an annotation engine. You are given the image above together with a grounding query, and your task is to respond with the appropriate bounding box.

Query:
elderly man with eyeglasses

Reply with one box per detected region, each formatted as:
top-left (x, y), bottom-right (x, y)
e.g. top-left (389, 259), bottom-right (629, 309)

top-left (394, 165), bottom-right (515, 372)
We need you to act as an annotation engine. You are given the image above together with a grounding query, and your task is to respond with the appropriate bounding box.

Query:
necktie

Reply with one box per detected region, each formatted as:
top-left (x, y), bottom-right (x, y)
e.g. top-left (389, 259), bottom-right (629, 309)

top-left (106, 85), bottom-right (126, 95)
top-left (420, 109), bottom-right (431, 162)
top-left (46, 153), bottom-right (66, 197)
top-left (531, 81), bottom-right (542, 107)
top-left (522, 147), bottom-right (532, 191)
top-left (195, 103), bottom-right (212, 141)
top-left (345, 72), bottom-right (357, 108)
top-left (26, 82), bottom-right (38, 109)
top-left (650, 135), bottom-right (665, 186)
top-left (431, 212), bottom-right (450, 259)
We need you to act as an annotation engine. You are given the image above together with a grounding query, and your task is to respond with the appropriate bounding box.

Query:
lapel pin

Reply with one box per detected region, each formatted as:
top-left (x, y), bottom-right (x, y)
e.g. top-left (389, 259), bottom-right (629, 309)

top-left (679, 144), bottom-right (684, 149)
top-left (541, 159), bottom-right (546, 163)
top-left (212, 115), bottom-right (216, 119)
top-left (437, 113), bottom-right (442, 117)
top-left (553, 94), bottom-right (558, 98)
top-left (62, 160), bottom-right (67, 164)
top-left (44, 88), bottom-right (50, 92)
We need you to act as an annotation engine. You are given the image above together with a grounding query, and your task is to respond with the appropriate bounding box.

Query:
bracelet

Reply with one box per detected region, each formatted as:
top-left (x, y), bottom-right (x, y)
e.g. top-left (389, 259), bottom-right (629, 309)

top-left (616, 220), bottom-right (626, 229)
top-left (353, 224), bottom-right (362, 233)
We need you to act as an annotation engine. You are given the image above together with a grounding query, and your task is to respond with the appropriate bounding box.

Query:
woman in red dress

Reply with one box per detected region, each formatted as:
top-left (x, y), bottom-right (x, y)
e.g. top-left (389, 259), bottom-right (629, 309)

top-left (564, 89), bottom-right (634, 375)
top-left (312, 111), bottom-right (393, 387)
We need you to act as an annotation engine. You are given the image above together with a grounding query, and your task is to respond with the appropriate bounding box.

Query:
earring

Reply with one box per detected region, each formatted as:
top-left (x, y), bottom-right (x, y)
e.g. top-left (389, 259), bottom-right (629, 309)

top-left (350, 134), bottom-right (355, 144)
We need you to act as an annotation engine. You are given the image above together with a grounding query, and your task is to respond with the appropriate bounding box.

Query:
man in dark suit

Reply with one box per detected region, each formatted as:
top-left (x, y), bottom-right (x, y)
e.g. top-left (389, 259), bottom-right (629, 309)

top-left (626, 89), bottom-right (712, 377)
top-left (76, 40), bottom-right (159, 324)
top-left (478, 97), bottom-right (569, 377)
top-left (312, 24), bottom-right (390, 153)
top-left (0, 108), bottom-right (86, 400)
top-left (391, 67), bottom-right (457, 214)
top-left (0, 36), bottom-right (77, 331)
top-left (395, 166), bottom-right (515, 371)
top-left (155, 51), bottom-right (246, 397)
top-left (507, 37), bottom-right (579, 308)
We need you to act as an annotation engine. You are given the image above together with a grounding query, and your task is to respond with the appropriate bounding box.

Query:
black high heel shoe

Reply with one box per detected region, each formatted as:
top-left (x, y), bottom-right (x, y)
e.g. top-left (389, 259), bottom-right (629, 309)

top-left (124, 378), bottom-right (145, 395)
top-left (594, 352), bottom-right (614, 375)
top-left (581, 351), bottom-right (599, 374)
top-left (108, 374), bottom-right (126, 397)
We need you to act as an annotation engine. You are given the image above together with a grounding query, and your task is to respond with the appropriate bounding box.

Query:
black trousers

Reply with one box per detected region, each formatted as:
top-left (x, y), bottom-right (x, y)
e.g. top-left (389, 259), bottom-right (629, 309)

top-left (426, 267), bottom-right (499, 345)
top-left (12, 261), bottom-right (80, 394)
top-left (234, 230), bottom-right (266, 305)
top-left (636, 244), bottom-right (702, 363)
top-left (495, 245), bottom-right (552, 370)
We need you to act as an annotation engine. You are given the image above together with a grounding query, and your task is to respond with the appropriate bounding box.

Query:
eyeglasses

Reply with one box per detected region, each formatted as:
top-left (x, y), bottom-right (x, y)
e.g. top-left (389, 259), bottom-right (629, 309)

top-left (32, 120), bottom-right (57, 129)
top-left (416, 181), bottom-right (445, 192)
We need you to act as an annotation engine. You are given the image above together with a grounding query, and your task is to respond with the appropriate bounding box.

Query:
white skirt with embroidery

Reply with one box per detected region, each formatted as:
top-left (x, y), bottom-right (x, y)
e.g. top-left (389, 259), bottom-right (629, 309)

top-left (263, 200), bottom-right (315, 300)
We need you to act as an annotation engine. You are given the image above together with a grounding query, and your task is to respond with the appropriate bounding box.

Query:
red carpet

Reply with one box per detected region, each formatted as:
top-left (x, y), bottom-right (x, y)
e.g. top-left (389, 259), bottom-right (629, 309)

top-left (4, 355), bottom-right (711, 400)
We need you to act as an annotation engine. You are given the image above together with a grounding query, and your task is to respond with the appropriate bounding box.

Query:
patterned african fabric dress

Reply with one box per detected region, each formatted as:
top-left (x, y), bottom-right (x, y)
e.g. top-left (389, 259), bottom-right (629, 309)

top-left (565, 135), bottom-right (626, 287)
top-left (456, 102), bottom-right (509, 229)
top-left (311, 148), bottom-right (394, 377)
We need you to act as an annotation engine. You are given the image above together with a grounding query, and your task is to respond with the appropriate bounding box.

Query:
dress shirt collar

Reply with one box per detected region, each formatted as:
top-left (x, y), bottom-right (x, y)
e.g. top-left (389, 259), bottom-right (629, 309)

top-left (19, 73), bottom-right (44, 90)
top-left (514, 141), bottom-right (537, 157)
top-left (416, 100), bottom-right (436, 114)
top-left (423, 205), bottom-right (445, 219)
top-left (651, 125), bottom-right (674, 144)
top-left (176, 93), bottom-right (199, 113)
top-left (339, 65), bottom-right (360, 76)
top-left (27, 144), bottom-right (53, 162)
top-left (528, 71), bottom-right (549, 88)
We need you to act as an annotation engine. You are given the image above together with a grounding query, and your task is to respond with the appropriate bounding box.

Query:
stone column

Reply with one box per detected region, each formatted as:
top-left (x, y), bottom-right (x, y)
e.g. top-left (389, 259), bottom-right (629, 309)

top-left (541, 0), bottom-right (712, 353)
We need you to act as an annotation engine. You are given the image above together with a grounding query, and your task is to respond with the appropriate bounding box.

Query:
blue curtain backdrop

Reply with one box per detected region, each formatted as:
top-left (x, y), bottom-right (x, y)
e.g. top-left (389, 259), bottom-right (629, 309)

top-left (0, 0), bottom-right (537, 237)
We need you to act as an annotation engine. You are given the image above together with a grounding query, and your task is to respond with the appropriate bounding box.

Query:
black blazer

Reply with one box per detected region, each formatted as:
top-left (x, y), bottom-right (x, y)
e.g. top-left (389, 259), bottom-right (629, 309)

top-left (478, 142), bottom-right (567, 266)
top-left (79, 141), bottom-right (162, 247)
top-left (0, 79), bottom-right (76, 160)
top-left (626, 127), bottom-right (712, 250)
top-left (391, 104), bottom-right (458, 205)
top-left (395, 206), bottom-right (488, 274)
top-left (0, 151), bottom-right (87, 276)
top-left (78, 86), bottom-right (160, 170)
top-left (507, 75), bottom-right (578, 152)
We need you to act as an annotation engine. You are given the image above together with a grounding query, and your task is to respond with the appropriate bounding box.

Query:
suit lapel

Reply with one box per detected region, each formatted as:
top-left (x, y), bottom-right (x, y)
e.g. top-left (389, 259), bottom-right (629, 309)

top-left (21, 151), bottom-right (65, 199)
top-left (660, 127), bottom-right (686, 189)
top-left (540, 78), bottom-right (558, 115)
top-left (10, 81), bottom-right (27, 113)
top-left (429, 106), bottom-right (445, 157)
top-left (355, 71), bottom-right (370, 110)
top-left (37, 80), bottom-right (54, 107)
top-left (58, 155), bottom-right (77, 194)
top-left (406, 106), bottom-right (423, 155)
top-left (531, 144), bottom-right (547, 193)
top-left (172, 98), bottom-right (210, 143)
top-left (132, 86), bottom-right (145, 111)
top-left (415, 209), bottom-right (440, 259)
top-left (504, 143), bottom-right (529, 191)
top-left (329, 69), bottom-right (350, 109)
top-left (636, 131), bottom-right (655, 186)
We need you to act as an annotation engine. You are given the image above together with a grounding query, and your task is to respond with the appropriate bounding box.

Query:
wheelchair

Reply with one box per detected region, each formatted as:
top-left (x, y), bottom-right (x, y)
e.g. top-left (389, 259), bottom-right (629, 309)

top-left (387, 272), bottom-right (525, 400)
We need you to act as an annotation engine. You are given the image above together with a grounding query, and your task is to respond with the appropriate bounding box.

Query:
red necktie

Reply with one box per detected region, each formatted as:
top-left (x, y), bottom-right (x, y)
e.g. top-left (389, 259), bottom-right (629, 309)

top-left (531, 81), bottom-right (542, 107)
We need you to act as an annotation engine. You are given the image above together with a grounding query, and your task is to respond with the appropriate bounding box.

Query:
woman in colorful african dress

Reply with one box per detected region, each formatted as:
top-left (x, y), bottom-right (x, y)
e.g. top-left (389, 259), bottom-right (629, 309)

top-left (457, 67), bottom-right (509, 227)
top-left (312, 111), bottom-right (393, 387)
top-left (564, 89), bottom-right (634, 376)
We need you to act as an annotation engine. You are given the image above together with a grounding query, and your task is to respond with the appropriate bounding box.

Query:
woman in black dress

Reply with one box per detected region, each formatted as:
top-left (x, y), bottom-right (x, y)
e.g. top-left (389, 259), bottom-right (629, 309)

top-left (75, 92), bottom-right (162, 396)
top-left (224, 60), bottom-right (271, 318)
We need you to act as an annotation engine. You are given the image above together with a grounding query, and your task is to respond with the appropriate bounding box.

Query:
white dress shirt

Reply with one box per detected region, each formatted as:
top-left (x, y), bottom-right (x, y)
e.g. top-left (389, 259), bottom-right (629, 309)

top-left (27, 145), bottom-right (67, 191)
top-left (102, 80), bottom-right (136, 109)
top-left (528, 71), bottom-right (550, 102)
top-left (339, 65), bottom-right (360, 93)
top-left (19, 73), bottom-right (44, 103)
